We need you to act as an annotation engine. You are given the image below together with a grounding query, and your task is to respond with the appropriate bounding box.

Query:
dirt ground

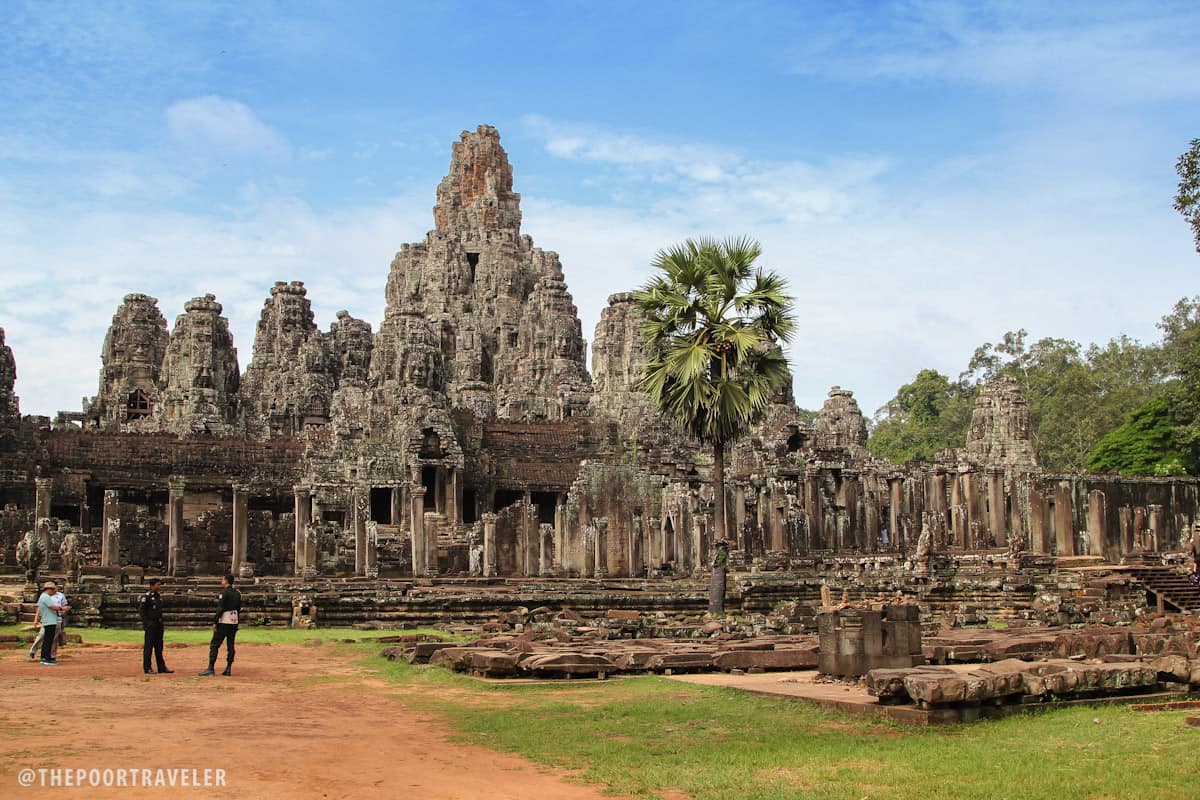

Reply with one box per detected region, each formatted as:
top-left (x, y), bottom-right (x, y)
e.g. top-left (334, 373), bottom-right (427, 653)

top-left (0, 639), bottom-right (621, 800)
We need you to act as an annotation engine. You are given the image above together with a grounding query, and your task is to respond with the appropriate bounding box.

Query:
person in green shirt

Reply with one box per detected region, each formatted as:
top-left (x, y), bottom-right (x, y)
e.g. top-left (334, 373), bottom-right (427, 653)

top-left (35, 581), bottom-right (64, 666)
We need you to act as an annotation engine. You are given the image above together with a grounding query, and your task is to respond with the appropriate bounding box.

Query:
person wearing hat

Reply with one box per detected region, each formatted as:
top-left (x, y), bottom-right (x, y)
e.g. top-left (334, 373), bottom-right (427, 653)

top-left (35, 581), bottom-right (65, 666)
top-left (28, 582), bottom-right (68, 662)
top-left (198, 573), bottom-right (241, 677)
top-left (138, 578), bottom-right (173, 675)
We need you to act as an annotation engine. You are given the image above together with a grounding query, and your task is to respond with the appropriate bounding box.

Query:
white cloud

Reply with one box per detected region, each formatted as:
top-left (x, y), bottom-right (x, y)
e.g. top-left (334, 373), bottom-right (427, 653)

top-left (166, 95), bottom-right (290, 159)
top-left (788, 1), bottom-right (1200, 104)
top-left (523, 115), bottom-right (888, 225)
top-left (519, 115), bottom-right (1195, 415)
top-left (0, 190), bottom-right (432, 416)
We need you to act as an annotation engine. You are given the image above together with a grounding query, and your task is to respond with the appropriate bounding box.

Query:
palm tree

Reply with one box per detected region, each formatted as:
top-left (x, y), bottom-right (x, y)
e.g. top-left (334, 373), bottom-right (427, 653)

top-left (634, 236), bottom-right (795, 613)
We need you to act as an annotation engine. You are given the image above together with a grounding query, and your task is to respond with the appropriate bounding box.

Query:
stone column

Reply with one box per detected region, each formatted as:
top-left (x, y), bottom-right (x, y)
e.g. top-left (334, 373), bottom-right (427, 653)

top-left (523, 503), bottom-right (538, 576)
top-left (1054, 481), bottom-right (1074, 556)
top-left (80, 480), bottom-right (91, 537)
top-left (1148, 504), bottom-right (1164, 552)
top-left (733, 486), bottom-right (747, 553)
top-left (841, 474), bottom-right (859, 551)
top-left (987, 469), bottom-right (1006, 547)
top-left (167, 476), bottom-right (185, 577)
top-left (930, 471), bottom-right (948, 550)
top-left (352, 485), bottom-right (368, 576)
top-left (1009, 478), bottom-right (1028, 555)
top-left (888, 478), bottom-right (904, 550)
top-left (1086, 490), bottom-right (1107, 558)
top-left (538, 522), bottom-right (554, 577)
top-left (1028, 485), bottom-right (1047, 553)
top-left (863, 493), bottom-right (880, 553)
top-left (482, 513), bottom-right (498, 577)
top-left (949, 474), bottom-right (965, 548)
top-left (554, 497), bottom-right (567, 576)
top-left (658, 514), bottom-right (671, 567)
top-left (805, 471), bottom-right (823, 549)
top-left (391, 486), bottom-right (404, 529)
top-left (962, 472), bottom-right (980, 549)
top-left (231, 484), bottom-right (250, 577)
top-left (101, 489), bottom-right (120, 567)
top-left (1118, 506), bottom-right (1134, 554)
top-left (582, 522), bottom-right (596, 577)
top-left (684, 490), bottom-right (700, 572)
top-left (630, 514), bottom-right (644, 577)
top-left (293, 485), bottom-right (311, 576)
top-left (447, 468), bottom-right (460, 526)
top-left (365, 521), bottom-right (379, 579)
top-left (35, 477), bottom-right (52, 566)
top-left (411, 486), bottom-right (427, 577)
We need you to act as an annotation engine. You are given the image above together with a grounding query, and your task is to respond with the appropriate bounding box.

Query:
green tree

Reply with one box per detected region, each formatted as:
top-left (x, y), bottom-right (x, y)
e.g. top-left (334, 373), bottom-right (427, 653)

top-left (868, 369), bottom-right (975, 463)
top-left (1157, 296), bottom-right (1200, 464)
top-left (963, 331), bottom-right (1161, 471)
top-left (635, 236), bottom-right (795, 614)
top-left (1175, 138), bottom-right (1200, 254)
top-left (1087, 396), bottom-right (1192, 475)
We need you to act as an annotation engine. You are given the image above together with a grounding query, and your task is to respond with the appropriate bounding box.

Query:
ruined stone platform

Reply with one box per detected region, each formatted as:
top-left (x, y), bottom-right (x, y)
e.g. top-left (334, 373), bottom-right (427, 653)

top-left (667, 668), bottom-right (1188, 725)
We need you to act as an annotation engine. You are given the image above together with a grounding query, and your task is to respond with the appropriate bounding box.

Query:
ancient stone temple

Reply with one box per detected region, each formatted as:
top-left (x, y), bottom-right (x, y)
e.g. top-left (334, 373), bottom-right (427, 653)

top-left (1, 124), bottom-right (1197, 606)
top-left (157, 294), bottom-right (241, 436)
top-left (0, 327), bottom-right (18, 426)
top-left (84, 294), bottom-right (170, 431)
top-left (966, 375), bottom-right (1038, 470)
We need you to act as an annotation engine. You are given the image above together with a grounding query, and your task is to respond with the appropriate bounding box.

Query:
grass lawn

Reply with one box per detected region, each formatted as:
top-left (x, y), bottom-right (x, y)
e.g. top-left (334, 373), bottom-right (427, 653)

top-left (361, 643), bottom-right (1193, 800)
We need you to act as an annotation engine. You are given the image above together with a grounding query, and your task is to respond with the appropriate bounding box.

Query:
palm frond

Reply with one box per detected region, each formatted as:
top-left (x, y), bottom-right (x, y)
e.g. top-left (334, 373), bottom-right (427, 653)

top-left (637, 235), bottom-right (796, 446)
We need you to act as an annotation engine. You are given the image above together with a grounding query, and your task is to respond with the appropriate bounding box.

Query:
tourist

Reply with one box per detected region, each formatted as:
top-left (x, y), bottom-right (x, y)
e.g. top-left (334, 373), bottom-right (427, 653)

top-left (35, 581), bottom-right (64, 666)
top-left (29, 582), bottom-right (69, 662)
top-left (198, 573), bottom-right (241, 677)
top-left (139, 577), bottom-right (173, 674)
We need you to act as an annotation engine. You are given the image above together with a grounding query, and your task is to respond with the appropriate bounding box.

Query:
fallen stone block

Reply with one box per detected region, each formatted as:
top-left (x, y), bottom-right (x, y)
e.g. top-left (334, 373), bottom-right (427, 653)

top-left (429, 646), bottom-right (479, 672)
top-left (713, 646), bottom-right (818, 673)
top-left (1053, 628), bottom-right (1132, 659)
top-left (1150, 655), bottom-right (1191, 684)
top-left (406, 641), bottom-right (459, 664)
top-left (866, 666), bottom-right (954, 704)
top-left (645, 651), bottom-right (715, 674)
top-left (468, 649), bottom-right (521, 678)
top-left (520, 652), bottom-right (617, 678)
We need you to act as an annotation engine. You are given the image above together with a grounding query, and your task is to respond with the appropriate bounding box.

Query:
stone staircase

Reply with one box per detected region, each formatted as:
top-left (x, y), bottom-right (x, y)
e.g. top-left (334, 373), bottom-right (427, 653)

top-left (1116, 565), bottom-right (1200, 613)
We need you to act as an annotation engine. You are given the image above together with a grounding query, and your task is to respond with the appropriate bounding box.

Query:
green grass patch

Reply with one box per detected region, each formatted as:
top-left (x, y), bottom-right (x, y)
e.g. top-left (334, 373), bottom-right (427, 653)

top-left (359, 644), bottom-right (1193, 800)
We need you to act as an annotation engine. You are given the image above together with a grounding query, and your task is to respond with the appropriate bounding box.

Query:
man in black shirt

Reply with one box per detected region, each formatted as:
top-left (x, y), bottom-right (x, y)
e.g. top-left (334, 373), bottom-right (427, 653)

top-left (198, 573), bottom-right (241, 677)
top-left (138, 577), bottom-right (173, 674)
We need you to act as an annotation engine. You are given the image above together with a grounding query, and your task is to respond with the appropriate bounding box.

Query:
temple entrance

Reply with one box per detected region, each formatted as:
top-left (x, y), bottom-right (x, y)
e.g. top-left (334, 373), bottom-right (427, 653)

top-left (370, 487), bottom-right (392, 524)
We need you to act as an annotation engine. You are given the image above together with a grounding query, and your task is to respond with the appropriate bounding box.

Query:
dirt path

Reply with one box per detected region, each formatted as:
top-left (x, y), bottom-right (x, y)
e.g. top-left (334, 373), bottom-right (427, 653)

top-left (0, 639), bottom-right (618, 800)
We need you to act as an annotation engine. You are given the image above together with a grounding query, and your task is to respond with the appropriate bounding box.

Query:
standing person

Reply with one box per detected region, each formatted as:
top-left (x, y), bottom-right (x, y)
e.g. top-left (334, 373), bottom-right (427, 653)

top-left (35, 581), bottom-right (63, 666)
top-left (139, 578), bottom-right (173, 674)
top-left (51, 585), bottom-right (69, 661)
top-left (198, 573), bottom-right (240, 677)
top-left (28, 584), bottom-right (69, 661)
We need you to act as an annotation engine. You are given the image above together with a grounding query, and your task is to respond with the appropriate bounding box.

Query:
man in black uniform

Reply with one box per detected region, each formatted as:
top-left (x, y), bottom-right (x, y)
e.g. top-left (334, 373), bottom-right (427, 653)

top-left (198, 573), bottom-right (241, 677)
top-left (138, 578), bottom-right (173, 674)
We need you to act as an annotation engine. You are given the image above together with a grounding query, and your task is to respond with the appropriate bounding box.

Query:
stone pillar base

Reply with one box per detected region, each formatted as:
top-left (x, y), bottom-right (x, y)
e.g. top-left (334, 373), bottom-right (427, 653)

top-left (238, 563), bottom-right (255, 579)
top-left (301, 566), bottom-right (318, 581)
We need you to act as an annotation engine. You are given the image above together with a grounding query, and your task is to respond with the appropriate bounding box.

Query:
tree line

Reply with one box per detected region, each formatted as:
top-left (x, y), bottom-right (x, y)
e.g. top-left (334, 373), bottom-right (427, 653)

top-left (869, 138), bottom-right (1200, 476)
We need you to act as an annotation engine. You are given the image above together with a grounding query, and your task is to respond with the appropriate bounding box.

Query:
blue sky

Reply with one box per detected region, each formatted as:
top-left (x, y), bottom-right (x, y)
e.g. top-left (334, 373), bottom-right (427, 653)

top-left (1, 0), bottom-right (1197, 417)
